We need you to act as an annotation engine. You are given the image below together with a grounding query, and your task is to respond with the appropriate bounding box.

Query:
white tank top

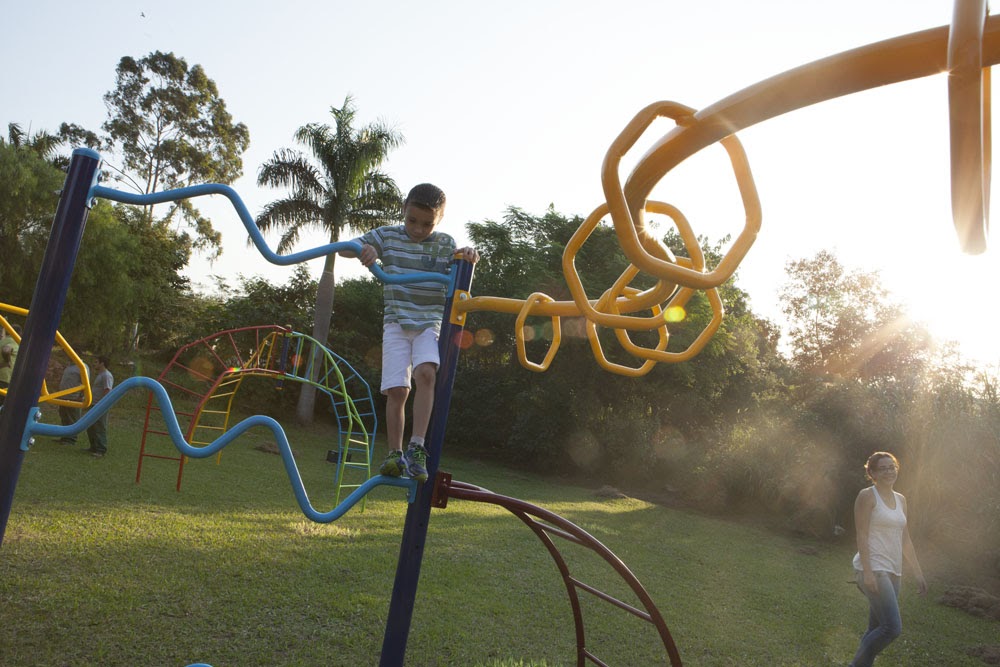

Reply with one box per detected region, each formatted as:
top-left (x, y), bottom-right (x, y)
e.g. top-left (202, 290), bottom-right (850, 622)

top-left (852, 487), bottom-right (906, 576)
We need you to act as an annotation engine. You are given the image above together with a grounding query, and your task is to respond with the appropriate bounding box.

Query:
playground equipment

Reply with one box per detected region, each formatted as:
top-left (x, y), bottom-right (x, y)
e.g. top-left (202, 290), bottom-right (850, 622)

top-left (0, 3), bottom-right (996, 665)
top-left (136, 324), bottom-right (377, 503)
top-left (0, 303), bottom-right (91, 408)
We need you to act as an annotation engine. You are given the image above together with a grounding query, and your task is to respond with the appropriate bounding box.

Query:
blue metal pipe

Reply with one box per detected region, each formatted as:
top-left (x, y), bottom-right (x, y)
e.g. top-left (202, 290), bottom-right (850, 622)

top-left (379, 257), bottom-right (475, 666)
top-left (24, 377), bottom-right (416, 522)
top-left (91, 184), bottom-right (450, 286)
top-left (0, 148), bottom-right (101, 545)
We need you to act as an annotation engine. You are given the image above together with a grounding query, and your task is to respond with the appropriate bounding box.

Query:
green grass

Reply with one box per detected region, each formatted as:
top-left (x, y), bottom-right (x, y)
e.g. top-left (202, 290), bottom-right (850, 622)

top-left (0, 403), bottom-right (996, 666)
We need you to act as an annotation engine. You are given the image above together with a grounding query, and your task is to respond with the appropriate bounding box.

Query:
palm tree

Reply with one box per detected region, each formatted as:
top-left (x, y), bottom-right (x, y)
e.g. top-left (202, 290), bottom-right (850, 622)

top-left (256, 95), bottom-right (404, 423)
top-left (5, 123), bottom-right (63, 158)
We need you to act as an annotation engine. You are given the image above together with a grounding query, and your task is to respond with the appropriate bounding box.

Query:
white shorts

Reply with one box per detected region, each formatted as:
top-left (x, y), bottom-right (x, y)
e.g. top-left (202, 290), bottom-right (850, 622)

top-left (380, 323), bottom-right (440, 393)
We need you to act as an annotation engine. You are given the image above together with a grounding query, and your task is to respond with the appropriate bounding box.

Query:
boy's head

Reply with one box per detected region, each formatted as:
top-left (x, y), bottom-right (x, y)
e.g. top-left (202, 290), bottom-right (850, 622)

top-left (404, 183), bottom-right (446, 215)
top-left (402, 183), bottom-right (446, 242)
top-left (96, 355), bottom-right (110, 370)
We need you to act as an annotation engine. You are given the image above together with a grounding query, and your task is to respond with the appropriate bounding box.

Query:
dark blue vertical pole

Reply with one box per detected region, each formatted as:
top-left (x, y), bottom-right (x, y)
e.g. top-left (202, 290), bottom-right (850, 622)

top-left (379, 258), bottom-right (474, 666)
top-left (0, 148), bottom-right (101, 546)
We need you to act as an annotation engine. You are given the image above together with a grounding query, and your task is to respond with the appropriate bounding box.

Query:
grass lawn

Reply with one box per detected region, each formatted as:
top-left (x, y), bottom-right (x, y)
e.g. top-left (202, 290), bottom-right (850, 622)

top-left (0, 401), bottom-right (996, 666)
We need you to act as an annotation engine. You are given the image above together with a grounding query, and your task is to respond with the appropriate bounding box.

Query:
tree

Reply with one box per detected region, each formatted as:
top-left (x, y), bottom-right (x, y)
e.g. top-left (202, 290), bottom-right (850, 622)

top-left (256, 95), bottom-right (403, 423)
top-left (0, 139), bottom-right (66, 304)
top-left (454, 206), bottom-right (791, 488)
top-left (778, 249), bottom-right (931, 381)
top-left (102, 50), bottom-right (250, 256)
top-left (0, 133), bottom-right (193, 352)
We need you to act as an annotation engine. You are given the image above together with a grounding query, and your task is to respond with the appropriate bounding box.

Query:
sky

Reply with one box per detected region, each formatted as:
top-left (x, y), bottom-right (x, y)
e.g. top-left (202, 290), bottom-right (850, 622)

top-left (4, 0), bottom-right (999, 369)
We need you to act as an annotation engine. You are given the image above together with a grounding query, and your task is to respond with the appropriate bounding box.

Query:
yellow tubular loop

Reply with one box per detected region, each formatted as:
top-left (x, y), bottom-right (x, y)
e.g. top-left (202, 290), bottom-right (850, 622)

top-left (601, 102), bottom-right (761, 290)
top-left (515, 293), bottom-right (563, 373)
top-left (620, 287), bottom-right (725, 364)
top-left (585, 317), bottom-right (660, 378)
top-left (609, 286), bottom-right (670, 361)
top-left (948, 0), bottom-right (991, 253)
top-left (593, 279), bottom-right (722, 367)
top-left (562, 199), bottom-right (706, 330)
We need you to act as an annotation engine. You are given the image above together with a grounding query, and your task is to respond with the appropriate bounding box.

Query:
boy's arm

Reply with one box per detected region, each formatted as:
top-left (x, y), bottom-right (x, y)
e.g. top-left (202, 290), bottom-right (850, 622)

top-left (339, 243), bottom-right (379, 267)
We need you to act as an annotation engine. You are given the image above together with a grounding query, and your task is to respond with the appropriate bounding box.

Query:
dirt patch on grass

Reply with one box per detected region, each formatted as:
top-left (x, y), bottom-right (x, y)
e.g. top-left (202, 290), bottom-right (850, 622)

top-left (939, 585), bottom-right (1000, 621)
top-left (966, 644), bottom-right (1000, 665)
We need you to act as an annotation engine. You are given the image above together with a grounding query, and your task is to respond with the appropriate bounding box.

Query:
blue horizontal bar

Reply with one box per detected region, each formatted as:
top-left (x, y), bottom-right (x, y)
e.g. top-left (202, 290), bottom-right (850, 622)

top-left (26, 376), bottom-right (417, 521)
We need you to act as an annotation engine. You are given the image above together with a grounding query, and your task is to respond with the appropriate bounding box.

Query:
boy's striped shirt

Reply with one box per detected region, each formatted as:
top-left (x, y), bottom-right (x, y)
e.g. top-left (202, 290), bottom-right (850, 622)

top-left (357, 225), bottom-right (456, 331)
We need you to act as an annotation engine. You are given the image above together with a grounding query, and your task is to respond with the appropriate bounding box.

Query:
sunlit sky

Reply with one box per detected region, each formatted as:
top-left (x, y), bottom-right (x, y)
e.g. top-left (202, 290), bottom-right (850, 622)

top-left (4, 0), bottom-right (998, 368)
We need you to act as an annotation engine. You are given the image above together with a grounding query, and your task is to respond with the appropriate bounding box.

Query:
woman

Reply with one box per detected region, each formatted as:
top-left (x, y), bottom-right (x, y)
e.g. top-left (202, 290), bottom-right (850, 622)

top-left (849, 451), bottom-right (927, 667)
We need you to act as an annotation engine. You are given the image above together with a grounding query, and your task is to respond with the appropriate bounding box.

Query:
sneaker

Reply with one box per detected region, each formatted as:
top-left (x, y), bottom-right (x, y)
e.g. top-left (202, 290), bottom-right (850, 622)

top-left (379, 450), bottom-right (405, 477)
top-left (91, 451), bottom-right (105, 458)
top-left (403, 442), bottom-right (429, 483)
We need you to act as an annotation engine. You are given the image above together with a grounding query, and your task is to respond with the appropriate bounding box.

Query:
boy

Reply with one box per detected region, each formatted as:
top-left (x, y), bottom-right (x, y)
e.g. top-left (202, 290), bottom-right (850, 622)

top-left (341, 183), bottom-right (479, 482)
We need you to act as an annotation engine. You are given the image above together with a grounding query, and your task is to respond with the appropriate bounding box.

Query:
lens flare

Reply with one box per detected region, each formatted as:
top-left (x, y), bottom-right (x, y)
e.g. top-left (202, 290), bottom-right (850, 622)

top-left (188, 355), bottom-right (216, 380)
top-left (663, 306), bottom-right (686, 323)
top-left (474, 329), bottom-right (495, 346)
top-left (455, 330), bottom-right (474, 350)
top-left (565, 318), bottom-right (587, 338)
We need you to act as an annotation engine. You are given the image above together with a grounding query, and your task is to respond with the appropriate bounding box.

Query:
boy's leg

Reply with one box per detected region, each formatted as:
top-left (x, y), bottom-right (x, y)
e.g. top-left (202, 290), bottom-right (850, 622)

top-left (379, 324), bottom-right (414, 477)
top-left (403, 328), bottom-right (441, 482)
top-left (409, 362), bottom-right (437, 441)
top-left (385, 386), bottom-right (409, 451)
top-left (379, 386), bottom-right (409, 476)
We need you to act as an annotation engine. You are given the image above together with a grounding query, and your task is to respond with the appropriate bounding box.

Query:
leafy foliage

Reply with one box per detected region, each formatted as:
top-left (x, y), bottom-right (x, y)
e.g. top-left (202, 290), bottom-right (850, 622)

top-left (0, 140), bottom-right (66, 304)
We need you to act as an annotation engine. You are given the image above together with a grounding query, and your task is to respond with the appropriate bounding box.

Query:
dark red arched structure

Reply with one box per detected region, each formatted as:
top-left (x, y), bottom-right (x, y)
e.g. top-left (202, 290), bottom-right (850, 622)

top-left (434, 473), bottom-right (683, 666)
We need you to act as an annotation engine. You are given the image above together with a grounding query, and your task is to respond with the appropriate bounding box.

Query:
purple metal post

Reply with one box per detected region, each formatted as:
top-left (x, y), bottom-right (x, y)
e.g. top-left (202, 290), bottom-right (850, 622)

top-left (379, 258), bottom-right (475, 666)
top-left (0, 148), bottom-right (101, 546)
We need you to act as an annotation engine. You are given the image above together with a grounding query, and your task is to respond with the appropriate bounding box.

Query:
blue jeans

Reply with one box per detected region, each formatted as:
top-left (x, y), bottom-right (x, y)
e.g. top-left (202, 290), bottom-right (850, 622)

top-left (850, 570), bottom-right (902, 667)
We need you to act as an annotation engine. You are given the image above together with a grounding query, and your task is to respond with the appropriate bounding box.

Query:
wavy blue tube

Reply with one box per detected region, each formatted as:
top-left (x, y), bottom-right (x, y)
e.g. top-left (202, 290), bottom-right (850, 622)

top-left (90, 184), bottom-right (452, 288)
top-left (26, 377), bottom-right (417, 521)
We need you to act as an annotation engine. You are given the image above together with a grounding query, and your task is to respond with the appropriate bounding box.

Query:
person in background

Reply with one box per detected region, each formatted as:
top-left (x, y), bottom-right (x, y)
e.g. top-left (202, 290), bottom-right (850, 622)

top-left (0, 324), bottom-right (22, 406)
top-left (340, 183), bottom-right (479, 482)
top-left (849, 451), bottom-right (927, 667)
top-left (85, 356), bottom-right (114, 458)
top-left (57, 360), bottom-right (90, 445)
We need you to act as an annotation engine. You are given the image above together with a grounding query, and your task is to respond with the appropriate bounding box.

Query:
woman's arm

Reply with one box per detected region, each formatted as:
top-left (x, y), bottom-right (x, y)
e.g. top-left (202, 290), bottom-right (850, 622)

top-left (901, 496), bottom-right (928, 595)
top-left (854, 487), bottom-right (877, 593)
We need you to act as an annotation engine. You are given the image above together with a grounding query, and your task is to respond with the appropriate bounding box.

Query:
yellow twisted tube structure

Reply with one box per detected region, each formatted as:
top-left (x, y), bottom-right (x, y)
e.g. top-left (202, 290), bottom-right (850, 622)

top-left (457, 4), bottom-right (997, 376)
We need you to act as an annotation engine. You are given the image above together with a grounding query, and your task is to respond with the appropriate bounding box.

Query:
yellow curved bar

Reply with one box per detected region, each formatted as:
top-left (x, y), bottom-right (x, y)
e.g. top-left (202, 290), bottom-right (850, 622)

top-left (624, 16), bottom-right (1000, 257)
top-left (456, 9), bottom-right (1000, 377)
top-left (948, 0), bottom-right (991, 253)
top-left (515, 293), bottom-right (563, 373)
top-left (0, 303), bottom-right (92, 408)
